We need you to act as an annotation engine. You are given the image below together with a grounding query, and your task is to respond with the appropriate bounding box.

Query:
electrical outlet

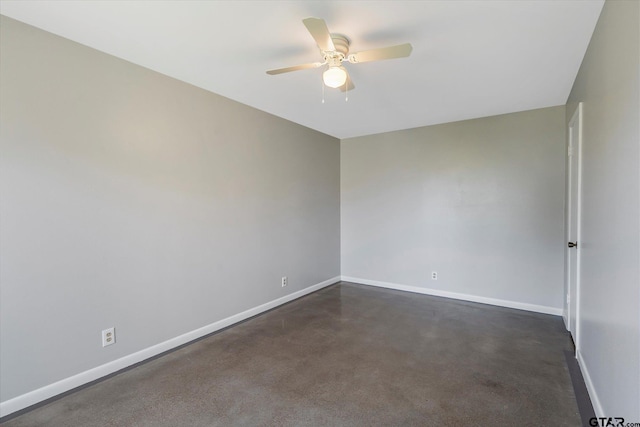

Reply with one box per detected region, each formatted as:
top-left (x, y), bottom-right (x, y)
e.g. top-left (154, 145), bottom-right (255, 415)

top-left (102, 327), bottom-right (115, 347)
top-left (431, 271), bottom-right (438, 280)
top-left (281, 276), bottom-right (288, 287)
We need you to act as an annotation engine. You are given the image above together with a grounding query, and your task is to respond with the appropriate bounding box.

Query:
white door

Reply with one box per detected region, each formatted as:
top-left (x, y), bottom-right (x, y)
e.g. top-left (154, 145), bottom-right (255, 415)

top-left (566, 103), bottom-right (583, 348)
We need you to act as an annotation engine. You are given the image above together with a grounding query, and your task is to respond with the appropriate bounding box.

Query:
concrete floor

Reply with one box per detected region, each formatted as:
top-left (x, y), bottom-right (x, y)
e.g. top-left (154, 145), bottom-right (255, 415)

top-left (2, 282), bottom-right (581, 426)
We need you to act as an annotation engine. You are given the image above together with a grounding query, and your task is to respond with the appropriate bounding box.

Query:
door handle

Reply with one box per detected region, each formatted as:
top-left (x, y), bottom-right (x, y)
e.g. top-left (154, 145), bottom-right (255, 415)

top-left (568, 242), bottom-right (578, 248)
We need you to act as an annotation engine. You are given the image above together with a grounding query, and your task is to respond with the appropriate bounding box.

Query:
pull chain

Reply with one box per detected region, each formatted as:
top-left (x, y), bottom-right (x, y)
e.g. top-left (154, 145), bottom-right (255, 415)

top-left (321, 80), bottom-right (350, 103)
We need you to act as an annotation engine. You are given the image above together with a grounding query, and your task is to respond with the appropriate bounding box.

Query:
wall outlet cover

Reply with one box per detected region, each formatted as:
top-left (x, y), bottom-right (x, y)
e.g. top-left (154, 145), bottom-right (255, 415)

top-left (102, 327), bottom-right (115, 347)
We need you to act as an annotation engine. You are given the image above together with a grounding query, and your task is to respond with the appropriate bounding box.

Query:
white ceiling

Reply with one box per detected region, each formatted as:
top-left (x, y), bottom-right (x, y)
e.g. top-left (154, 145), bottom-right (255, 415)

top-left (0, 1), bottom-right (604, 139)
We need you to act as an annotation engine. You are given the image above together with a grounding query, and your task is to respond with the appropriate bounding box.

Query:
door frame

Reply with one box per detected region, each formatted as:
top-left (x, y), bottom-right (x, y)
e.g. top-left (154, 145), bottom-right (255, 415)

top-left (565, 102), bottom-right (583, 352)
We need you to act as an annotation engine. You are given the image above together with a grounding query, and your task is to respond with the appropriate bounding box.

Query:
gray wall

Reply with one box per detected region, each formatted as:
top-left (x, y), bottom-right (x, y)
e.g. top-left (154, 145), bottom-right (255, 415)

top-left (341, 106), bottom-right (566, 310)
top-left (566, 0), bottom-right (639, 419)
top-left (0, 16), bottom-right (340, 402)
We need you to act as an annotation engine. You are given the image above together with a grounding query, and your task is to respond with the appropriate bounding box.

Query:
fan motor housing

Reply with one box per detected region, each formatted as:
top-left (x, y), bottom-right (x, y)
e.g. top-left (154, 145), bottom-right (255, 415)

top-left (330, 34), bottom-right (350, 55)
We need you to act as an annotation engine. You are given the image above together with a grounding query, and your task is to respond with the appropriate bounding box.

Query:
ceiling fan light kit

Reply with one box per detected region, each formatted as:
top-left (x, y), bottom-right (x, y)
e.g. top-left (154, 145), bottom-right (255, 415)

top-left (266, 17), bottom-right (412, 91)
top-left (323, 66), bottom-right (347, 88)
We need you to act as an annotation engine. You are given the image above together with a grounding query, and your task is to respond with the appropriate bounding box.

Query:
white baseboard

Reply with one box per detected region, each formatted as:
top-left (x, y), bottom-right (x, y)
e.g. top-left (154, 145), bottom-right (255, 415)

top-left (341, 276), bottom-right (563, 316)
top-left (576, 349), bottom-right (604, 418)
top-left (0, 276), bottom-right (340, 418)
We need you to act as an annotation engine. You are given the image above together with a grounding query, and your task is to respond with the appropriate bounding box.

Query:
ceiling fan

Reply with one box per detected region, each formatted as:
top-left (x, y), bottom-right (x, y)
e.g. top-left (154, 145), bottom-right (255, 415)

top-left (266, 17), bottom-right (413, 91)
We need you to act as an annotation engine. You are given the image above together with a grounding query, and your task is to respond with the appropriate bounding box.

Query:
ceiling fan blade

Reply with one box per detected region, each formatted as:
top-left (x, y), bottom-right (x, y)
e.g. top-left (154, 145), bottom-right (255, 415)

top-left (266, 62), bottom-right (323, 75)
top-left (302, 17), bottom-right (336, 52)
top-left (339, 71), bottom-right (355, 92)
top-left (348, 43), bottom-right (413, 64)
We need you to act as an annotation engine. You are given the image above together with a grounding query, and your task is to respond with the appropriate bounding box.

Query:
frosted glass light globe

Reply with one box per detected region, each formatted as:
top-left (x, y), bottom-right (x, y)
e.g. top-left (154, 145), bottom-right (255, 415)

top-left (323, 67), bottom-right (347, 88)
